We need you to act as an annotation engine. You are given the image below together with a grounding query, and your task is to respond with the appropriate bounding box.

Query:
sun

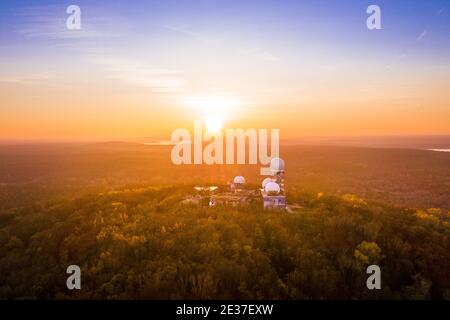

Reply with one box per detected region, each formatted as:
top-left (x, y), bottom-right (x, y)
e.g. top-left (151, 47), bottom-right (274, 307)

top-left (205, 117), bottom-right (223, 133)
top-left (181, 93), bottom-right (244, 132)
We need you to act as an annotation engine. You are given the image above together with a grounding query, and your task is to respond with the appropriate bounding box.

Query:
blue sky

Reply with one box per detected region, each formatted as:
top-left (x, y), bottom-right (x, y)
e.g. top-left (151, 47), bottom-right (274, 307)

top-left (1, 0), bottom-right (449, 61)
top-left (1, 0), bottom-right (447, 83)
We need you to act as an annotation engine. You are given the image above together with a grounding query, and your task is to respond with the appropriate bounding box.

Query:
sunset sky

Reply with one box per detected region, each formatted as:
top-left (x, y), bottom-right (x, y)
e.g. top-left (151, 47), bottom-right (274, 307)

top-left (0, 0), bottom-right (449, 141)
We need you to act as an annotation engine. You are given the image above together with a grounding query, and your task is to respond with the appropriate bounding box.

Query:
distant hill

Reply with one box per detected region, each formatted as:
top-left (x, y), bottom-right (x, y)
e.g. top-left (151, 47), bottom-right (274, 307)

top-left (283, 135), bottom-right (450, 149)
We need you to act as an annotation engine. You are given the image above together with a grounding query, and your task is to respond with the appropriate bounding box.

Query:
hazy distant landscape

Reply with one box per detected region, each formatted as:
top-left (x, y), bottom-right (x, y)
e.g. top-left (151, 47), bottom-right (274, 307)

top-left (282, 135), bottom-right (450, 150)
top-left (0, 141), bottom-right (449, 211)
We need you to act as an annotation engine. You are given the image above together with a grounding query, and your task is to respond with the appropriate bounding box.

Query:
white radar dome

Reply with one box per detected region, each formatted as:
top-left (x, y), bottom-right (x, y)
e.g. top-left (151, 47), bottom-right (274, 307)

top-left (261, 177), bottom-right (274, 189)
top-left (264, 181), bottom-right (281, 194)
top-left (233, 176), bottom-right (246, 185)
top-left (270, 158), bottom-right (285, 173)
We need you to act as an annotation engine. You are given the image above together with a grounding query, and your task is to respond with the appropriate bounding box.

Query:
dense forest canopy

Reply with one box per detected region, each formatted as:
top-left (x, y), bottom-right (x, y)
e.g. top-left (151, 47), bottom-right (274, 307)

top-left (0, 185), bottom-right (449, 299)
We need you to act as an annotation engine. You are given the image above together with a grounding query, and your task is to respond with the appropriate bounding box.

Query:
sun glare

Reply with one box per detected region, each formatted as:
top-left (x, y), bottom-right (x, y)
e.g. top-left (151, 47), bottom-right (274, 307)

top-left (205, 117), bottom-right (223, 133)
top-left (181, 93), bottom-right (244, 130)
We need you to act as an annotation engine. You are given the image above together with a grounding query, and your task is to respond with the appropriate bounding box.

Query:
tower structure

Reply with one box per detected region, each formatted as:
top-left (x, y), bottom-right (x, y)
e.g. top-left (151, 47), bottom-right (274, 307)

top-left (261, 158), bottom-right (286, 209)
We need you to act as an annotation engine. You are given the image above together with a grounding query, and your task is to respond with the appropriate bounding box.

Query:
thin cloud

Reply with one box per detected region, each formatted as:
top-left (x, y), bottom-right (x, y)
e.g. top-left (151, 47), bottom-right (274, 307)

top-left (164, 25), bottom-right (223, 44)
top-left (417, 30), bottom-right (428, 41)
top-left (0, 73), bottom-right (53, 84)
top-left (86, 56), bottom-right (189, 93)
top-left (12, 5), bottom-right (189, 95)
top-left (236, 47), bottom-right (280, 62)
top-left (165, 24), bottom-right (280, 63)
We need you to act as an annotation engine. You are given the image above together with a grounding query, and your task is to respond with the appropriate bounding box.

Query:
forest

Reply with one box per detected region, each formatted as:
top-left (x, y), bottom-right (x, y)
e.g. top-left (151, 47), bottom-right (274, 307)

top-left (0, 143), bottom-right (449, 299)
top-left (0, 185), bottom-right (449, 299)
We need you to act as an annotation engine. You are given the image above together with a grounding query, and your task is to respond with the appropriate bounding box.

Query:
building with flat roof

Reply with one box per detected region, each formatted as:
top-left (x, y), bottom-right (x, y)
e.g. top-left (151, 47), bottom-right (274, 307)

top-left (262, 194), bottom-right (286, 209)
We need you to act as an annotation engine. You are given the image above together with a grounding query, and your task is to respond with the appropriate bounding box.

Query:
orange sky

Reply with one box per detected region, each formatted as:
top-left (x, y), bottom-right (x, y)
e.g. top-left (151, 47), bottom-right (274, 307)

top-left (1, 69), bottom-right (449, 141)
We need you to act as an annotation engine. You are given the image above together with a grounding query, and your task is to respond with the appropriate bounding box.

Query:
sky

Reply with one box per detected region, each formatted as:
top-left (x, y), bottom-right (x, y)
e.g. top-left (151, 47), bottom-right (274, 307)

top-left (0, 0), bottom-right (449, 141)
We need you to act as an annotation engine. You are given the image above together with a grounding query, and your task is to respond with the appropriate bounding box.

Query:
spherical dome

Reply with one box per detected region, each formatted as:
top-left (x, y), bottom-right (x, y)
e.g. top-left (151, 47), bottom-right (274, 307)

top-left (270, 158), bottom-right (285, 173)
top-left (261, 177), bottom-right (274, 189)
top-left (233, 176), bottom-right (245, 185)
top-left (264, 181), bottom-right (280, 194)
